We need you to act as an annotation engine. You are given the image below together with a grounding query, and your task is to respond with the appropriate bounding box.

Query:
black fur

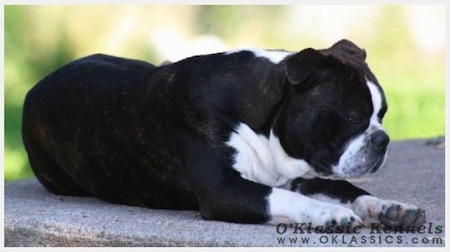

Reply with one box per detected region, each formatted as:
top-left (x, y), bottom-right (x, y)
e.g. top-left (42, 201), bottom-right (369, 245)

top-left (290, 178), bottom-right (370, 203)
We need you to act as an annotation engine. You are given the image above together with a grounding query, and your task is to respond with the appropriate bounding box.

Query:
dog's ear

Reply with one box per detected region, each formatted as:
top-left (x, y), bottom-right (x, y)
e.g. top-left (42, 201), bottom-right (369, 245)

top-left (285, 48), bottom-right (326, 85)
top-left (330, 39), bottom-right (366, 61)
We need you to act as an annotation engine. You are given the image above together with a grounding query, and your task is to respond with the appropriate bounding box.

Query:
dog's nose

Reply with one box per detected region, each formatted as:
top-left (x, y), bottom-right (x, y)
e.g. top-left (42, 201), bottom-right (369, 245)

top-left (370, 130), bottom-right (390, 150)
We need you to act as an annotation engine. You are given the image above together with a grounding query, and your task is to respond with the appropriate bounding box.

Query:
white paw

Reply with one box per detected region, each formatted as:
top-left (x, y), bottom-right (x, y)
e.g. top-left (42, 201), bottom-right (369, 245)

top-left (353, 195), bottom-right (426, 227)
top-left (307, 203), bottom-right (362, 229)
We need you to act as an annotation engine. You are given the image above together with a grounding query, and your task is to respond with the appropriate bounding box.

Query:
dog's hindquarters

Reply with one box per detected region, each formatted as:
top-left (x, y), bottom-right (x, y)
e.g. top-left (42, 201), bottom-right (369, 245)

top-left (21, 54), bottom-right (200, 209)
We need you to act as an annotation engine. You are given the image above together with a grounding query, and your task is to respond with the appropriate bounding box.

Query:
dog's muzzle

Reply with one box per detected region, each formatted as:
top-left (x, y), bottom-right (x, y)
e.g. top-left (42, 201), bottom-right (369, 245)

top-left (331, 129), bottom-right (390, 179)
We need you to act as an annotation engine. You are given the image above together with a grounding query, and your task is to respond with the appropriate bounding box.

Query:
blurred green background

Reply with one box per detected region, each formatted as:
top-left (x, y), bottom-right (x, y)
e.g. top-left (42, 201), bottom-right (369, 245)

top-left (4, 5), bottom-right (445, 181)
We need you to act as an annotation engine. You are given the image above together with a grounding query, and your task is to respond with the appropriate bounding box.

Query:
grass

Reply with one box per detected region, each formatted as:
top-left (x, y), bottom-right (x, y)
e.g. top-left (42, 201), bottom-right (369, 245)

top-left (374, 61), bottom-right (445, 140)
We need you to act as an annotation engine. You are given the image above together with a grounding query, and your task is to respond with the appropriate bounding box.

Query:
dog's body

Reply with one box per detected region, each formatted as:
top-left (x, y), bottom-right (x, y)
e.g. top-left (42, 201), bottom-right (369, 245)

top-left (22, 40), bottom-right (425, 228)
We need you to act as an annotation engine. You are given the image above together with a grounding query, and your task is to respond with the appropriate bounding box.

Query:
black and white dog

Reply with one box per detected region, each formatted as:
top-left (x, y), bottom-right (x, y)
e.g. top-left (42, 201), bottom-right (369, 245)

top-left (22, 40), bottom-right (425, 229)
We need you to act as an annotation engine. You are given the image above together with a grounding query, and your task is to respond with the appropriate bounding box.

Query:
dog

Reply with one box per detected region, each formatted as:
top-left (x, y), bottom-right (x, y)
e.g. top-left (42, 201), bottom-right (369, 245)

top-left (22, 39), bottom-right (425, 229)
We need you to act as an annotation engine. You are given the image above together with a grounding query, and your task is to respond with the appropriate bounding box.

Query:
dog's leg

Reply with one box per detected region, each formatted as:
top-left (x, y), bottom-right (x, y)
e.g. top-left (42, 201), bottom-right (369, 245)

top-left (193, 173), bottom-right (363, 228)
top-left (291, 178), bottom-right (426, 228)
top-left (183, 144), bottom-right (361, 228)
top-left (267, 187), bottom-right (362, 228)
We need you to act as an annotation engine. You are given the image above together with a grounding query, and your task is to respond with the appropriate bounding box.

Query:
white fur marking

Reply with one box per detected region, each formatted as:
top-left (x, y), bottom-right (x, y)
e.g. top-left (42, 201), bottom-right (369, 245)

top-left (252, 49), bottom-right (292, 64)
top-left (267, 188), bottom-right (310, 224)
top-left (367, 80), bottom-right (383, 130)
top-left (226, 124), bottom-right (283, 186)
top-left (225, 49), bottom-right (292, 64)
top-left (226, 123), bottom-right (313, 187)
top-left (269, 130), bottom-right (314, 179)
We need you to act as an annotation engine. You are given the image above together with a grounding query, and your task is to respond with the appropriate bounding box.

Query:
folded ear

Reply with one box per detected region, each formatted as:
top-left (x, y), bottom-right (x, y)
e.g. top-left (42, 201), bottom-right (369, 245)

top-left (285, 48), bottom-right (327, 85)
top-left (330, 39), bottom-right (366, 61)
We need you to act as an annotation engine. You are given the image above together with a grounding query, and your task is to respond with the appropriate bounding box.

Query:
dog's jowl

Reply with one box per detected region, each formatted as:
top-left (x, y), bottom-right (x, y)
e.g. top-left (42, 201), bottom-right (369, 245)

top-left (22, 40), bottom-right (425, 229)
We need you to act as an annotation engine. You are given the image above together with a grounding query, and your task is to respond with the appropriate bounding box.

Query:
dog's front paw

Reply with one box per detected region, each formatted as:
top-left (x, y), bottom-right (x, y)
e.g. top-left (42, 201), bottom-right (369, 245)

top-left (309, 204), bottom-right (362, 231)
top-left (378, 202), bottom-right (426, 228)
top-left (353, 195), bottom-right (426, 228)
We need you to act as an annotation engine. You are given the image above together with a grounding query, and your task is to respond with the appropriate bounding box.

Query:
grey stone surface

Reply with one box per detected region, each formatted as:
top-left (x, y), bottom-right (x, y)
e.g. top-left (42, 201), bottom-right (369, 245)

top-left (4, 138), bottom-right (445, 247)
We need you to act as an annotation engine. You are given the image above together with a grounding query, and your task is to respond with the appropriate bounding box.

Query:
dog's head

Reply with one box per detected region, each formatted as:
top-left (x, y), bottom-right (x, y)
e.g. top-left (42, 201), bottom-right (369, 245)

top-left (276, 40), bottom-right (389, 179)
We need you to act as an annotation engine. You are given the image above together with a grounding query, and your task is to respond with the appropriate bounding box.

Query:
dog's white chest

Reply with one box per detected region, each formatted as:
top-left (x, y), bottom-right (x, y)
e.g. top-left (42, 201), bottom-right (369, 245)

top-left (226, 123), bottom-right (313, 187)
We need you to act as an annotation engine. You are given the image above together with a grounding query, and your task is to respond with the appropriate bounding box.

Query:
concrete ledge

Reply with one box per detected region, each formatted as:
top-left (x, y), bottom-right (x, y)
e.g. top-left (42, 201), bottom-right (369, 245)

top-left (5, 139), bottom-right (445, 247)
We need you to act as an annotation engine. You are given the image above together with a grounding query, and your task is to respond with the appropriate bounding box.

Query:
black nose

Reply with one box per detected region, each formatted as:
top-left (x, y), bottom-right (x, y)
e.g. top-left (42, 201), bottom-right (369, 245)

top-left (370, 130), bottom-right (390, 150)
